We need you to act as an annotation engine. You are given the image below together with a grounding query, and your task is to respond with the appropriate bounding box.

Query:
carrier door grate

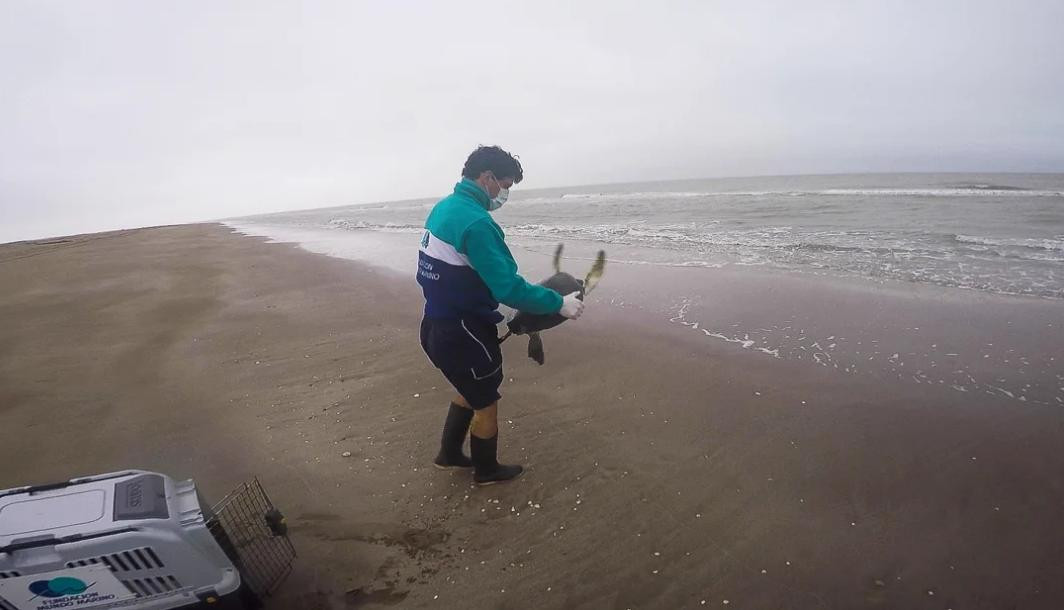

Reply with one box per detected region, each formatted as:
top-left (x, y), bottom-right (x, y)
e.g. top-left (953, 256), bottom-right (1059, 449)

top-left (208, 477), bottom-right (296, 598)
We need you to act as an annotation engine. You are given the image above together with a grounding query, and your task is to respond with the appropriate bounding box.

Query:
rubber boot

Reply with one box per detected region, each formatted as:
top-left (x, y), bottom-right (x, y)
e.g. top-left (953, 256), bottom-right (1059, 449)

top-left (433, 403), bottom-right (474, 469)
top-left (471, 433), bottom-right (523, 485)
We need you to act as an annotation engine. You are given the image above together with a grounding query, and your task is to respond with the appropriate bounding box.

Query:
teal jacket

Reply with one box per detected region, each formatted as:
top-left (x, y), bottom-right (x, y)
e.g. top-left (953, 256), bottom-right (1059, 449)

top-left (417, 179), bottom-right (563, 322)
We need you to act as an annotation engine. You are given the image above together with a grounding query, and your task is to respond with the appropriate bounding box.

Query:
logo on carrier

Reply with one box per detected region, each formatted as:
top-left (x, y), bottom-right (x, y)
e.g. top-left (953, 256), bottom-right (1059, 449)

top-left (421, 230), bottom-right (430, 249)
top-left (0, 565), bottom-right (133, 609)
top-left (28, 577), bottom-right (92, 599)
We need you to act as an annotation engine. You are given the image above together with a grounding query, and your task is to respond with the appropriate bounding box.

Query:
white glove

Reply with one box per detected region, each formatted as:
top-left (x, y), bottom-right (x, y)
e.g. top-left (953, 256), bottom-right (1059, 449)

top-left (559, 291), bottom-right (585, 320)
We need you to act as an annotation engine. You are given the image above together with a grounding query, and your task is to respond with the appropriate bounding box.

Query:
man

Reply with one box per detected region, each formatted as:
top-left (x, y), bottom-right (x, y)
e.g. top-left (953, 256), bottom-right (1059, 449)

top-left (417, 145), bottom-right (584, 485)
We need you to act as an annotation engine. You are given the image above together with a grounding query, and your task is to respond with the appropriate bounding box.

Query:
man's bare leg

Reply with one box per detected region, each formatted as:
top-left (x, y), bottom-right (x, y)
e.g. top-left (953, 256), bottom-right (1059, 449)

top-left (470, 402), bottom-right (498, 439)
top-left (467, 401), bottom-right (522, 485)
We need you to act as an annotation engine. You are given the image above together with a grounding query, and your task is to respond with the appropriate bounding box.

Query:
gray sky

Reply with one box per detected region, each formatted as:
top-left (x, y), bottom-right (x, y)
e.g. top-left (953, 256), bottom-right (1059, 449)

top-left (2, 0), bottom-right (1063, 243)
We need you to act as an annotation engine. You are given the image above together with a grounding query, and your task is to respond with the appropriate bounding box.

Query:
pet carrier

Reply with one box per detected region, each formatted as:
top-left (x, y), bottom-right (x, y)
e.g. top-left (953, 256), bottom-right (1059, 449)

top-left (0, 471), bottom-right (294, 610)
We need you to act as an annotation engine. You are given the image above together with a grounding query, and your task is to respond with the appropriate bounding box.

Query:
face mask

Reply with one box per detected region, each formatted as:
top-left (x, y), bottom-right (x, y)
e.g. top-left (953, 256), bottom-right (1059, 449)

top-left (489, 187), bottom-right (509, 211)
top-left (486, 173), bottom-right (509, 211)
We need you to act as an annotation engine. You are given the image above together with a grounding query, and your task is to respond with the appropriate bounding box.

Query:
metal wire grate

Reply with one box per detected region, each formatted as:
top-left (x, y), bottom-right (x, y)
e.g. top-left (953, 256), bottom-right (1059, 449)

top-left (207, 477), bottom-right (295, 598)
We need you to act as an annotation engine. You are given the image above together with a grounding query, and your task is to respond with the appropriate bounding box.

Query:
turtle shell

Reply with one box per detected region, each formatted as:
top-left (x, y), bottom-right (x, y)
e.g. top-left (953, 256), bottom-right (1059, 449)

top-left (506, 272), bottom-right (583, 335)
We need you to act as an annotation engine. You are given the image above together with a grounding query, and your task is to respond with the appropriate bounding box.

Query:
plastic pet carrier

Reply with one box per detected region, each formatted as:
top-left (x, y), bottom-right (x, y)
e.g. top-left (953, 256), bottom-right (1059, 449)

top-left (0, 471), bottom-right (294, 610)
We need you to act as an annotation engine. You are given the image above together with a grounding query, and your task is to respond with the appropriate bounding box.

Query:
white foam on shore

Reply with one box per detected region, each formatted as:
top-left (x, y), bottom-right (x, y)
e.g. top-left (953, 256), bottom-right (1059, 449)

top-left (668, 301), bottom-right (782, 359)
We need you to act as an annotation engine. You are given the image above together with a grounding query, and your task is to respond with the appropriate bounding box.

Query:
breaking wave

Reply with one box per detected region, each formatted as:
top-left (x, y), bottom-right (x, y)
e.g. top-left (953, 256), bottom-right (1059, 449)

top-left (539, 188), bottom-right (1064, 202)
top-left (327, 219), bottom-right (422, 234)
top-left (954, 234), bottom-right (1064, 252)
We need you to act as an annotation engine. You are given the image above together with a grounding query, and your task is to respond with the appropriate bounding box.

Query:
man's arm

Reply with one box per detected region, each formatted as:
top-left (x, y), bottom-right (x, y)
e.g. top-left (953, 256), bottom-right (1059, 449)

top-left (462, 218), bottom-right (563, 314)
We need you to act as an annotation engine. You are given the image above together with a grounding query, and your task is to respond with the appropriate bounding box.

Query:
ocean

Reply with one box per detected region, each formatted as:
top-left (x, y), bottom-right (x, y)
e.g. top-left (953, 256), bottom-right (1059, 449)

top-left (229, 173), bottom-right (1064, 300)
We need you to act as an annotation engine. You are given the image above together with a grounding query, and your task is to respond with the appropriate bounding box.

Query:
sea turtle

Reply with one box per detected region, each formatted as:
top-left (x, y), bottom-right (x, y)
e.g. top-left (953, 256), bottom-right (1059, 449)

top-left (501, 244), bottom-right (606, 365)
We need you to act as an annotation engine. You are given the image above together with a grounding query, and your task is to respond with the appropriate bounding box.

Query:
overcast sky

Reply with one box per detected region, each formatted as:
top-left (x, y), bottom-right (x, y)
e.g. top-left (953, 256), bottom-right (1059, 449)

top-left (2, 0), bottom-right (1063, 243)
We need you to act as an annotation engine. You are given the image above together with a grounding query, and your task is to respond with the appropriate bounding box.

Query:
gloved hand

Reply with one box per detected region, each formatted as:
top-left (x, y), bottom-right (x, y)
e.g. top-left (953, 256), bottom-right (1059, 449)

top-left (559, 291), bottom-right (585, 320)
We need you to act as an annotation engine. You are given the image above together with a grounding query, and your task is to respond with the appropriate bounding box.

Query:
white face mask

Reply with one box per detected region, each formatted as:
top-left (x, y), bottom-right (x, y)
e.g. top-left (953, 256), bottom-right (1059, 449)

top-left (486, 173), bottom-right (509, 211)
top-left (489, 187), bottom-right (509, 211)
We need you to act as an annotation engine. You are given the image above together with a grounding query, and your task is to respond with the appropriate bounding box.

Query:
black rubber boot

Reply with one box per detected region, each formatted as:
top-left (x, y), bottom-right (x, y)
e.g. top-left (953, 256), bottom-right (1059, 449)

top-left (433, 403), bottom-right (474, 469)
top-left (471, 433), bottom-right (523, 485)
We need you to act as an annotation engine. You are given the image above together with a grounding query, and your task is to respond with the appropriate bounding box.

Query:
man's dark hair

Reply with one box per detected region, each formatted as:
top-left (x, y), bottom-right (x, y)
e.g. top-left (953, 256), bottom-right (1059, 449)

top-left (461, 145), bottom-right (524, 184)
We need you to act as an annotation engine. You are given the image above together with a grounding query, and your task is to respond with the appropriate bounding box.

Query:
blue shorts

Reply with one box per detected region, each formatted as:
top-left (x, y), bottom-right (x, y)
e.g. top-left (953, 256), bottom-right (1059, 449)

top-left (420, 316), bottom-right (503, 409)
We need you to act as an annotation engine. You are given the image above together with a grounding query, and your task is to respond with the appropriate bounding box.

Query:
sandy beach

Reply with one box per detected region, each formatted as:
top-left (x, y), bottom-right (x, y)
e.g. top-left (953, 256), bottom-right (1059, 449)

top-left (3, 223), bottom-right (1064, 609)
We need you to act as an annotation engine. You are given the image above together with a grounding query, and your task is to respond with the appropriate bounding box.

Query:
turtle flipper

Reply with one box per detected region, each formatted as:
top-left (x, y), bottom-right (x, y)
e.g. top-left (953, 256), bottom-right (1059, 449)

top-left (584, 250), bottom-right (606, 296)
top-left (527, 332), bottom-right (545, 365)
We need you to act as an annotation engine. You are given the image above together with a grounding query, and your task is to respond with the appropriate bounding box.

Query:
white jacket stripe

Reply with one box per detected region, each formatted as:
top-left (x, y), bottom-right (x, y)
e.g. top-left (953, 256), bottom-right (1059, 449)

top-left (420, 231), bottom-right (470, 267)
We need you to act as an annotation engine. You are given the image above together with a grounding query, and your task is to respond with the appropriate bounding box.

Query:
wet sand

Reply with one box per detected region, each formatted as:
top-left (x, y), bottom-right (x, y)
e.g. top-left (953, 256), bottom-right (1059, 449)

top-left (2, 223), bottom-right (1064, 609)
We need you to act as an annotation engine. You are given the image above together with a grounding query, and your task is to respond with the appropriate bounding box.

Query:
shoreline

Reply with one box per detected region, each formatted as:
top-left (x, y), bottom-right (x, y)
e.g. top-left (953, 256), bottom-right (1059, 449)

top-left (223, 222), bottom-right (1064, 407)
top-left (3, 223), bottom-right (1064, 609)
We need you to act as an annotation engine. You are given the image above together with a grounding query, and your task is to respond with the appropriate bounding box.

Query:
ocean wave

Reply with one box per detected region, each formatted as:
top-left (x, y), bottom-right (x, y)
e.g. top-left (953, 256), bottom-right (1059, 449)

top-left (558, 191), bottom-right (708, 200)
top-left (539, 188), bottom-right (1064, 203)
top-left (952, 183), bottom-right (1029, 191)
top-left (954, 234), bottom-right (1064, 252)
top-left (238, 216), bottom-right (1063, 299)
top-left (818, 188), bottom-right (1063, 197)
top-left (327, 219), bottom-right (423, 234)
top-left (325, 217), bottom-right (1064, 265)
